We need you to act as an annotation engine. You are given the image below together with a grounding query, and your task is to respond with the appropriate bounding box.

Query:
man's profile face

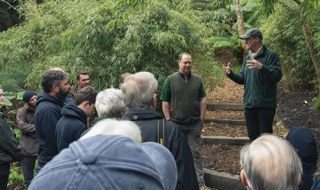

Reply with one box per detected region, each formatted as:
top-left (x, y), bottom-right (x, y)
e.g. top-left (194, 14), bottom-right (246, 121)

top-left (244, 37), bottom-right (260, 52)
top-left (57, 79), bottom-right (71, 97)
top-left (77, 74), bottom-right (90, 89)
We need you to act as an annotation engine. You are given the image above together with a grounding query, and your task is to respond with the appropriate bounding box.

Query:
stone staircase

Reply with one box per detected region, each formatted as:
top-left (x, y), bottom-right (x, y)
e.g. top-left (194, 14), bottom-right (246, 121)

top-left (202, 102), bottom-right (249, 190)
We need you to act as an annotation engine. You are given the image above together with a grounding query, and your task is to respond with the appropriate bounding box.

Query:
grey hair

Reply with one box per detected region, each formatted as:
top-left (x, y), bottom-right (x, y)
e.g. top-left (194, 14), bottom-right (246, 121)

top-left (240, 134), bottom-right (302, 190)
top-left (120, 71), bottom-right (158, 108)
top-left (80, 119), bottom-right (142, 143)
top-left (95, 88), bottom-right (126, 118)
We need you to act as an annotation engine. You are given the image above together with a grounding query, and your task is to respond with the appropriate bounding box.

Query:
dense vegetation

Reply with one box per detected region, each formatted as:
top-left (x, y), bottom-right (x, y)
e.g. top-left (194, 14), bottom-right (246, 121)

top-left (1, 0), bottom-right (319, 93)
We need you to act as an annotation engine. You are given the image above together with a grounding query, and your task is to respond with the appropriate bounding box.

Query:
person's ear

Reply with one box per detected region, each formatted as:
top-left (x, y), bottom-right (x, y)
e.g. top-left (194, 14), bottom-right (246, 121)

top-left (52, 84), bottom-right (60, 93)
top-left (83, 101), bottom-right (90, 108)
top-left (240, 170), bottom-right (248, 186)
top-left (151, 94), bottom-right (157, 108)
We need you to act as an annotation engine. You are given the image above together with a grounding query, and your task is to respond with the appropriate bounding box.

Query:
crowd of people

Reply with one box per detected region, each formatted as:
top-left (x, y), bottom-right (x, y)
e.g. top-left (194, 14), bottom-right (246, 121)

top-left (0, 28), bottom-right (319, 190)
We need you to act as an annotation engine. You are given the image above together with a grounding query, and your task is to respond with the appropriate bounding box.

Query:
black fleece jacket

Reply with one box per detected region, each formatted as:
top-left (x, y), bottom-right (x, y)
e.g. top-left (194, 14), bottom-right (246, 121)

top-left (122, 107), bottom-right (199, 190)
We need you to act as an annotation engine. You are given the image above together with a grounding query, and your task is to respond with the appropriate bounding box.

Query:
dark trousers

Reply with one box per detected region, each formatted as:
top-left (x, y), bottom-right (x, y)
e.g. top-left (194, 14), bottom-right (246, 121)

top-left (0, 163), bottom-right (10, 190)
top-left (176, 121), bottom-right (205, 186)
top-left (21, 156), bottom-right (37, 189)
top-left (245, 107), bottom-right (276, 141)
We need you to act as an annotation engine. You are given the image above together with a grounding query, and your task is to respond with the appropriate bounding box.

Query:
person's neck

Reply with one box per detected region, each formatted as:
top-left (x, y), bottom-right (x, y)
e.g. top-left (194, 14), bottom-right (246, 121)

top-left (252, 44), bottom-right (263, 53)
top-left (49, 91), bottom-right (57, 96)
top-left (179, 70), bottom-right (190, 78)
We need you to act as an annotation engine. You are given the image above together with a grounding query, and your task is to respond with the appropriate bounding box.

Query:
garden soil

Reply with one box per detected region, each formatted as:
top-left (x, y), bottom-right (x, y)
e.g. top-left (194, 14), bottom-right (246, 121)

top-left (201, 78), bottom-right (320, 175)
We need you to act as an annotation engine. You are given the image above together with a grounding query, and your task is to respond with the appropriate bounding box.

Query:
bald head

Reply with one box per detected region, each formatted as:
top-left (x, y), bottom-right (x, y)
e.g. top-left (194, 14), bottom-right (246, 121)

top-left (240, 134), bottom-right (302, 190)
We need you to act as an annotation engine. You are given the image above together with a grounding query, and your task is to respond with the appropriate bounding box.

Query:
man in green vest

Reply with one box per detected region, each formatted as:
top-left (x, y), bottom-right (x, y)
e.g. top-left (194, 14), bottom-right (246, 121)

top-left (161, 52), bottom-right (208, 190)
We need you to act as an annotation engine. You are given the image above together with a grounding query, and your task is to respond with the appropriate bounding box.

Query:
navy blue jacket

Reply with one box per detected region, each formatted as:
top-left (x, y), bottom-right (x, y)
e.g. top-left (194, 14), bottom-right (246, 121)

top-left (286, 127), bottom-right (318, 190)
top-left (56, 103), bottom-right (87, 152)
top-left (35, 92), bottom-right (73, 168)
top-left (122, 108), bottom-right (199, 190)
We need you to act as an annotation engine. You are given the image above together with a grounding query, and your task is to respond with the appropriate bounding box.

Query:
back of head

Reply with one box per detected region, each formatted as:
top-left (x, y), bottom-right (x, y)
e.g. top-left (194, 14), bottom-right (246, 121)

top-left (81, 118), bottom-right (142, 143)
top-left (95, 88), bottom-right (126, 118)
top-left (240, 134), bottom-right (302, 190)
top-left (286, 127), bottom-right (318, 164)
top-left (41, 70), bottom-right (69, 93)
top-left (286, 127), bottom-right (318, 190)
top-left (29, 135), bottom-right (177, 190)
top-left (120, 72), bottom-right (132, 84)
top-left (74, 86), bottom-right (97, 106)
top-left (120, 71), bottom-right (158, 108)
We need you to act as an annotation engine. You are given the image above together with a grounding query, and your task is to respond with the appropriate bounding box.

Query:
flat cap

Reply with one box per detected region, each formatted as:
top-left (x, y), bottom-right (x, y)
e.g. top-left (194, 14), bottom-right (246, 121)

top-left (239, 28), bottom-right (263, 39)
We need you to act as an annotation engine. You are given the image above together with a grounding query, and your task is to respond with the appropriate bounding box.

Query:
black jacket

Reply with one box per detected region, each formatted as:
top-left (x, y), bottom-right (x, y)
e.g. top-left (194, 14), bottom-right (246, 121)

top-left (122, 108), bottom-right (199, 190)
top-left (35, 92), bottom-right (73, 168)
top-left (0, 111), bottom-right (23, 164)
top-left (56, 103), bottom-right (87, 152)
top-left (286, 127), bottom-right (318, 190)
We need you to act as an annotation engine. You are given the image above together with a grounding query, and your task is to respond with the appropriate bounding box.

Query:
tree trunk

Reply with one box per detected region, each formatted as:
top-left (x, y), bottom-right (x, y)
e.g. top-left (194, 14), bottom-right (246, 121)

top-left (233, 0), bottom-right (246, 60)
top-left (301, 15), bottom-right (320, 94)
top-left (233, 0), bottom-right (245, 35)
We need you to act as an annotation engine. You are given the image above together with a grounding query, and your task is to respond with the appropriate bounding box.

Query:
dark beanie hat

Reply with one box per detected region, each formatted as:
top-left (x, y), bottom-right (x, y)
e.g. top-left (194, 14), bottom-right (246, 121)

top-left (23, 90), bottom-right (36, 102)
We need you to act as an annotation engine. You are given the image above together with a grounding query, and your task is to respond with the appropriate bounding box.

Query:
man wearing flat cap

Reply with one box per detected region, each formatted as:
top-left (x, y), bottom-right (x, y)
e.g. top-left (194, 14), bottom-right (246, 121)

top-left (222, 28), bottom-right (282, 141)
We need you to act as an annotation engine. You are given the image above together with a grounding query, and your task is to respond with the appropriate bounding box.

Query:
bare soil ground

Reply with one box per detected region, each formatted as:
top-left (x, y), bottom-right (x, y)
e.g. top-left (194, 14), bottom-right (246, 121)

top-left (201, 78), bottom-right (320, 175)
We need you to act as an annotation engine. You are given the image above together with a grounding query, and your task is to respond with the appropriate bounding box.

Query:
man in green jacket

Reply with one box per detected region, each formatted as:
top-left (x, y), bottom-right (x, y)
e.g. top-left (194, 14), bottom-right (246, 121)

top-left (223, 28), bottom-right (282, 141)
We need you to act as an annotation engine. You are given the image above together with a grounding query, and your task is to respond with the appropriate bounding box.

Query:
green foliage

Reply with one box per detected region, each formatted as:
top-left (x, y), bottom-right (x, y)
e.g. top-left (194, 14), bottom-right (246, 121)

top-left (312, 96), bottom-right (320, 110)
top-left (260, 1), bottom-right (317, 91)
top-left (0, 0), bottom-right (230, 93)
top-left (14, 128), bottom-right (21, 140)
top-left (8, 162), bottom-right (24, 190)
top-left (208, 36), bottom-right (234, 49)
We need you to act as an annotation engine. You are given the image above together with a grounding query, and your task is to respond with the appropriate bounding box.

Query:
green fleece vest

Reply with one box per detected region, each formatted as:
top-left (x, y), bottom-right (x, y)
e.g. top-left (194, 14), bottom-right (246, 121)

top-left (167, 72), bottom-right (203, 124)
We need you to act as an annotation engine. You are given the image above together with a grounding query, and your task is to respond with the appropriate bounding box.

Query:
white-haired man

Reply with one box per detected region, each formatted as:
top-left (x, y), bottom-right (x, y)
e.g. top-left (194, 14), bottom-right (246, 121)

top-left (95, 88), bottom-right (126, 119)
top-left (240, 134), bottom-right (302, 190)
top-left (121, 71), bottom-right (199, 190)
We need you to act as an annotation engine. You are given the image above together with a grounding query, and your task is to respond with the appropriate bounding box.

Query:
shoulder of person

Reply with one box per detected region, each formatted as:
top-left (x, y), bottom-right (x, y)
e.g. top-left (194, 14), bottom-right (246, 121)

top-left (262, 45), bottom-right (278, 56)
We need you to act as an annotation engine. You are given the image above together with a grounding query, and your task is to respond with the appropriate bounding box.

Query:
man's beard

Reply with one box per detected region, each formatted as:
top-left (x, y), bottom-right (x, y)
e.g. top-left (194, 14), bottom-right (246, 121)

top-left (57, 88), bottom-right (69, 98)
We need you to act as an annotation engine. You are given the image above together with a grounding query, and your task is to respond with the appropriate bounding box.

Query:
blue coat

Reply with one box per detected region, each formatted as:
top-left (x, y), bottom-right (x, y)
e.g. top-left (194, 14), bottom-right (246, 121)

top-left (56, 103), bottom-right (87, 152)
top-left (286, 127), bottom-right (318, 190)
top-left (35, 92), bottom-right (73, 168)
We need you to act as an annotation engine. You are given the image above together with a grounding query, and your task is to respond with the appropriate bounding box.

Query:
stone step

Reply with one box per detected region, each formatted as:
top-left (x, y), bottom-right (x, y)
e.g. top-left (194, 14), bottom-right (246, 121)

top-left (204, 168), bottom-right (243, 190)
top-left (204, 118), bottom-right (246, 125)
top-left (202, 136), bottom-right (250, 145)
top-left (207, 103), bottom-right (244, 111)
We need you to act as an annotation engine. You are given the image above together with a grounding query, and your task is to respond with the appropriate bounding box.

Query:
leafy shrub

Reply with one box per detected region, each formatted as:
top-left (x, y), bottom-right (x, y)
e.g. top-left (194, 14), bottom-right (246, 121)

top-left (8, 163), bottom-right (24, 190)
top-left (312, 96), bottom-right (320, 110)
top-left (260, 1), bottom-right (317, 91)
top-left (0, 0), bottom-right (232, 95)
